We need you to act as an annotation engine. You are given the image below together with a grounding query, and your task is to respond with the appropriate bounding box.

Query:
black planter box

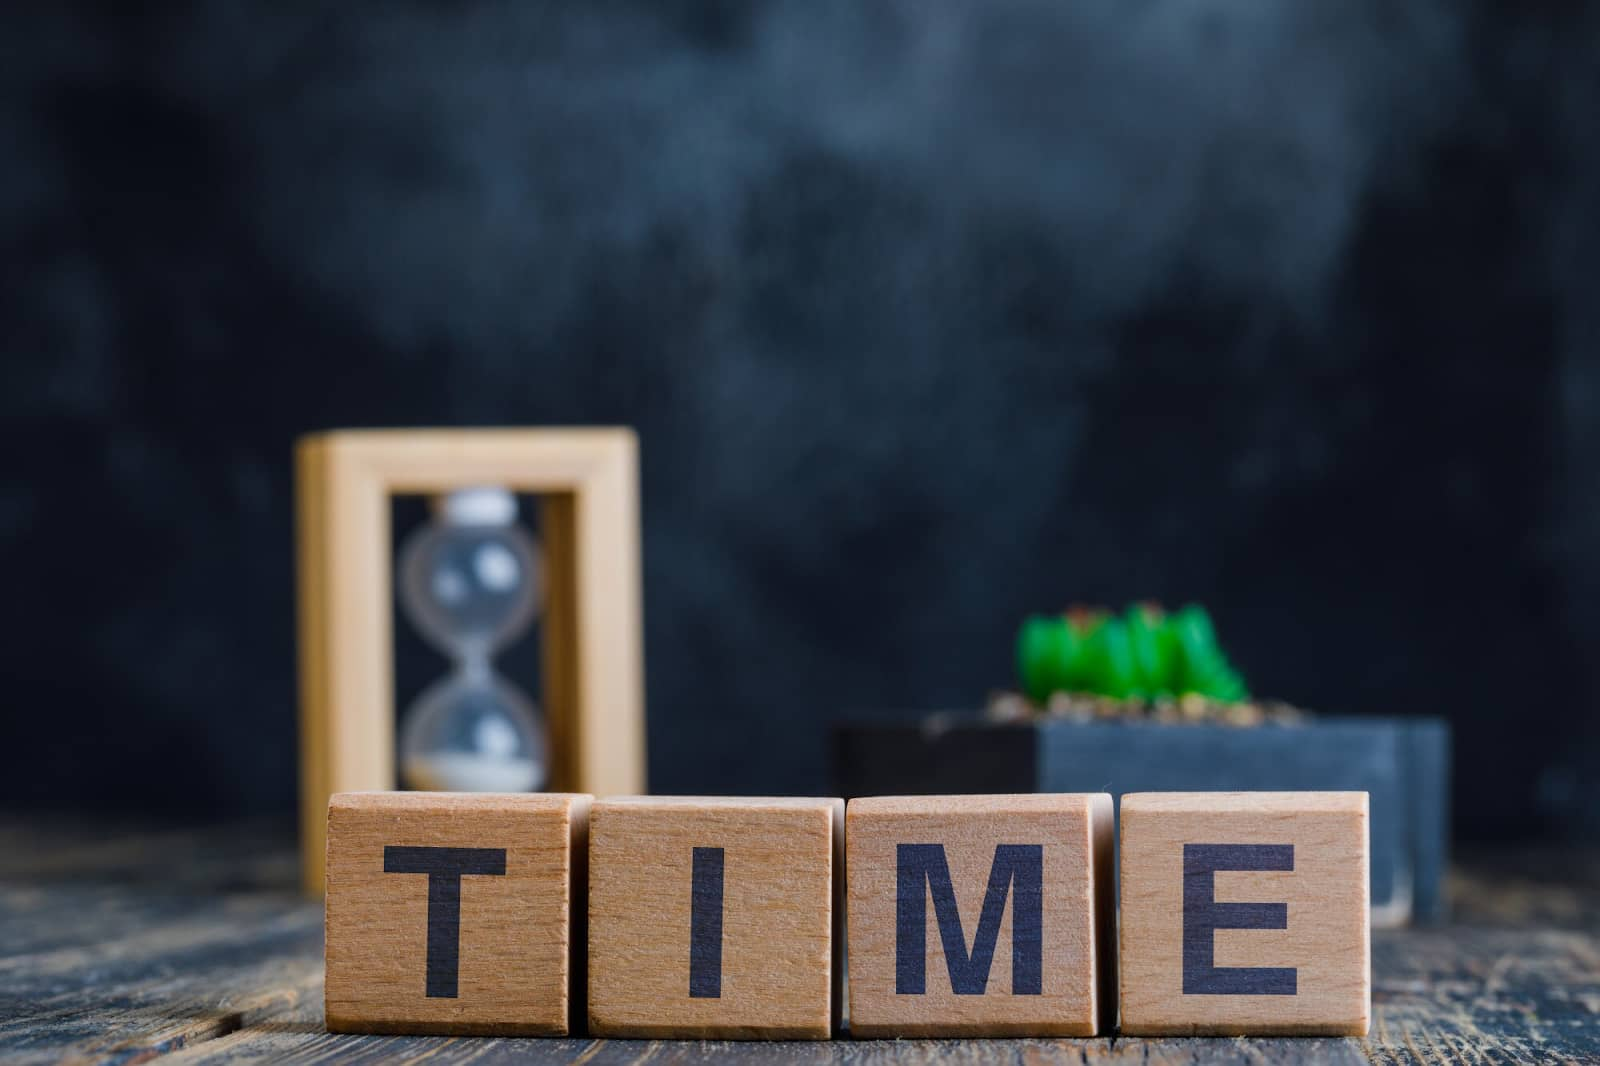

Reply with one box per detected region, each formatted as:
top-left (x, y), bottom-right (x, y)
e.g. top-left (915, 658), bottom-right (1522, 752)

top-left (832, 714), bottom-right (1450, 926)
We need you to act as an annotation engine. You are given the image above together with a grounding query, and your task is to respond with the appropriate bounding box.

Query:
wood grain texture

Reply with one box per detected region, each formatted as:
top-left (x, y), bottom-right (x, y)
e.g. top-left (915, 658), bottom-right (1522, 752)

top-left (4, 820), bottom-right (1599, 1064)
top-left (324, 792), bottom-right (590, 1035)
top-left (295, 428), bottom-right (646, 896)
top-left (846, 794), bottom-right (1115, 1037)
top-left (0, 820), bottom-right (324, 1066)
top-left (587, 797), bottom-right (844, 1039)
top-left (1119, 792), bottom-right (1370, 1037)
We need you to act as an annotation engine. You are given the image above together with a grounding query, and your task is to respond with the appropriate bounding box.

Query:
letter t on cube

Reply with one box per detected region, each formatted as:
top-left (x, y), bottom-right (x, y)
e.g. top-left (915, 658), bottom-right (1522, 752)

top-left (324, 791), bottom-right (591, 1035)
top-left (846, 794), bottom-right (1115, 1037)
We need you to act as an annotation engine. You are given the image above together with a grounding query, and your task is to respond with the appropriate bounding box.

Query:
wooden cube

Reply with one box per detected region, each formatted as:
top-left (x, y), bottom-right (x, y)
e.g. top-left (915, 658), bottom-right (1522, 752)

top-left (324, 791), bottom-right (590, 1035)
top-left (587, 797), bottom-right (844, 1039)
top-left (845, 793), bottom-right (1115, 1037)
top-left (1119, 791), bottom-right (1370, 1036)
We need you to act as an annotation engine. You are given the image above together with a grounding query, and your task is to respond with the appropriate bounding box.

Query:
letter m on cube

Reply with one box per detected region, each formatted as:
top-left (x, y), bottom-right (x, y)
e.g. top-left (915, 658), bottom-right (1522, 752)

top-left (896, 843), bottom-right (1043, 995)
top-left (846, 794), bottom-right (1114, 1038)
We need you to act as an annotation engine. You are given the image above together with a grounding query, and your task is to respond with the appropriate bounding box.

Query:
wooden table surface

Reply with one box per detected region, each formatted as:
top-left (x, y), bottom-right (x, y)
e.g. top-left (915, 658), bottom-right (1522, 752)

top-left (3, 818), bottom-right (1597, 1065)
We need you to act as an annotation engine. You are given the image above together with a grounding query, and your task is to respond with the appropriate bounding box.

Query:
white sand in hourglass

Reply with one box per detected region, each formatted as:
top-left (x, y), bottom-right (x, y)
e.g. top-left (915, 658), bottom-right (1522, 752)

top-left (402, 753), bottom-right (541, 792)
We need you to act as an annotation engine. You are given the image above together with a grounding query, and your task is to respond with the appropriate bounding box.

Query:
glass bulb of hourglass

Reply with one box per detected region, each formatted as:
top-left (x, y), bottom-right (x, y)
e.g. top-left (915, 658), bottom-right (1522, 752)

top-left (399, 489), bottom-right (541, 659)
top-left (396, 487), bottom-right (548, 793)
top-left (399, 668), bottom-right (546, 792)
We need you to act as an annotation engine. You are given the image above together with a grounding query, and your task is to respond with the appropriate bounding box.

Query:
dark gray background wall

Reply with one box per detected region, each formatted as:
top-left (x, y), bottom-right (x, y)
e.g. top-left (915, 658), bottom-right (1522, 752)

top-left (4, 1), bottom-right (1599, 841)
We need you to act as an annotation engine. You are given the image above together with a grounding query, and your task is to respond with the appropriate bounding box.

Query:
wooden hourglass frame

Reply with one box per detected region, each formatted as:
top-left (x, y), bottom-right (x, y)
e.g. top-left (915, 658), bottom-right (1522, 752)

top-left (295, 428), bottom-right (646, 894)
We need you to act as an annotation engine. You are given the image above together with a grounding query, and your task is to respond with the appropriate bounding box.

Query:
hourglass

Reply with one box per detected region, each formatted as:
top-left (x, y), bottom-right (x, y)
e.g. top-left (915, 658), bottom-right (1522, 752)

top-left (296, 428), bottom-right (644, 894)
top-left (397, 487), bottom-right (548, 793)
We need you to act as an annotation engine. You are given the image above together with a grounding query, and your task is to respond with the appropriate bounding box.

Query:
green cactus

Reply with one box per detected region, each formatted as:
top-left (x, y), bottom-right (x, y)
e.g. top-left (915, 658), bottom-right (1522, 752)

top-left (1017, 603), bottom-right (1248, 704)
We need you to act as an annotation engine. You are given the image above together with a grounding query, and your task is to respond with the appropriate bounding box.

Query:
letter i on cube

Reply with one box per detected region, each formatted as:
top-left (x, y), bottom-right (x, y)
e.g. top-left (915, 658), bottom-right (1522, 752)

top-left (586, 796), bottom-right (844, 1039)
top-left (845, 794), bottom-right (1116, 1037)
